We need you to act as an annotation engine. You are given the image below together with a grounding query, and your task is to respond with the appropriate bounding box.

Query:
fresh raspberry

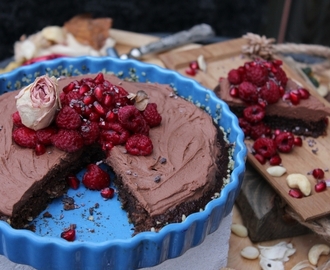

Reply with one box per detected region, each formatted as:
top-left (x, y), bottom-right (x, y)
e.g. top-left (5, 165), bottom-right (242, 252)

top-left (253, 137), bottom-right (277, 158)
top-left (142, 103), bottom-right (162, 127)
top-left (100, 123), bottom-right (130, 145)
top-left (249, 122), bottom-right (270, 140)
top-left (60, 91), bottom-right (81, 106)
top-left (80, 121), bottom-right (100, 145)
top-left (12, 126), bottom-right (37, 148)
top-left (259, 80), bottom-right (280, 104)
top-left (238, 66), bottom-right (247, 82)
top-left (228, 69), bottom-right (242, 85)
top-left (273, 66), bottom-right (288, 87)
top-left (56, 106), bottom-right (82, 130)
top-left (118, 105), bottom-right (146, 133)
top-left (243, 105), bottom-right (265, 123)
top-left (125, 134), bottom-right (153, 156)
top-left (137, 118), bottom-right (150, 136)
top-left (51, 129), bottom-right (84, 152)
top-left (238, 118), bottom-right (252, 137)
top-left (238, 81), bottom-right (258, 104)
top-left (36, 126), bottom-right (57, 145)
top-left (12, 111), bottom-right (23, 127)
top-left (245, 64), bottom-right (268, 87)
top-left (275, 131), bottom-right (294, 153)
top-left (82, 164), bottom-right (110, 190)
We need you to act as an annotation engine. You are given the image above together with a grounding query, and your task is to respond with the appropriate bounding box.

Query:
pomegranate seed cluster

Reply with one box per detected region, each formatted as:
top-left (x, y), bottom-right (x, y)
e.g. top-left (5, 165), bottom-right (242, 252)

top-left (12, 73), bottom-right (162, 157)
top-left (224, 59), bottom-right (312, 165)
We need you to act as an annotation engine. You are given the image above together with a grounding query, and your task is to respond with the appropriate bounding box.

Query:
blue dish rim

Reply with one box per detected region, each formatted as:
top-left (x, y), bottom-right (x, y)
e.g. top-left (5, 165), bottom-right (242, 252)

top-left (0, 56), bottom-right (246, 270)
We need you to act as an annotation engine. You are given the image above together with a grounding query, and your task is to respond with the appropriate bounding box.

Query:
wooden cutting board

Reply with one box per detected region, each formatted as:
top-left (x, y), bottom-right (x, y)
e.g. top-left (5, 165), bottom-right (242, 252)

top-left (160, 38), bottom-right (330, 222)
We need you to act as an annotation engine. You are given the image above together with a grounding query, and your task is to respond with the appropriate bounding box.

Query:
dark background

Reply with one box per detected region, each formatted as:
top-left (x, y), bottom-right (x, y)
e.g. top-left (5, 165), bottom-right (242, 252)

top-left (1, 0), bottom-right (330, 62)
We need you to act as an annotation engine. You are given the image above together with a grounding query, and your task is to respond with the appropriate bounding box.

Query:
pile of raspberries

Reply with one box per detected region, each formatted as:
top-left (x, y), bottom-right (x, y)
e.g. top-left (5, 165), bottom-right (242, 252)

top-left (12, 73), bottom-right (162, 156)
top-left (226, 59), bottom-right (309, 165)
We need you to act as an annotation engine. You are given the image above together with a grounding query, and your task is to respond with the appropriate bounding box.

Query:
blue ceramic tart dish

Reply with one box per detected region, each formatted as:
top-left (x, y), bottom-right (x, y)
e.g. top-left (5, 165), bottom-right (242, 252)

top-left (0, 56), bottom-right (246, 270)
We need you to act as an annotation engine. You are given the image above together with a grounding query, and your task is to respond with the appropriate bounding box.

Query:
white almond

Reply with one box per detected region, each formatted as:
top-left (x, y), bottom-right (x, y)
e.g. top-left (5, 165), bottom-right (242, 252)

top-left (317, 84), bottom-right (329, 97)
top-left (231, 223), bottom-right (248, 237)
top-left (241, 246), bottom-right (259, 260)
top-left (197, 55), bottom-right (207, 72)
top-left (266, 166), bottom-right (287, 177)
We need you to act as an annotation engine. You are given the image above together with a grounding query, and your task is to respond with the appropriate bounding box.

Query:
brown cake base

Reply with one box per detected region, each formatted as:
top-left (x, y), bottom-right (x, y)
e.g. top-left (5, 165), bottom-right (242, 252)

top-left (2, 144), bottom-right (105, 229)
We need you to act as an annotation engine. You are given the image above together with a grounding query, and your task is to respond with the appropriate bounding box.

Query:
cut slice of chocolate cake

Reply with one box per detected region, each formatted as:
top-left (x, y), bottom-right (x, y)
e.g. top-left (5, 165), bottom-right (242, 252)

top-left (214, 59), bottom-right (330, 138)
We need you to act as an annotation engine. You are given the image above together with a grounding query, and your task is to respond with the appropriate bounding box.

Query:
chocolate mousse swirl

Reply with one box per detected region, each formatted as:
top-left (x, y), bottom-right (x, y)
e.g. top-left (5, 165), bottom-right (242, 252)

top-left (102, 76), bottom-right (222, 217)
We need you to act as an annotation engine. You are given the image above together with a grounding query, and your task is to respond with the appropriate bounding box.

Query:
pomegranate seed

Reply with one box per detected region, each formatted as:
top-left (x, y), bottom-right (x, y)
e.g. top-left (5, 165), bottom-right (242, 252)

top-left (254, 153), bottom-right (266, 164)
top-left (88, 112), bottom-right (101, 122)
top-left (189, 61), bottom-right (199, 70)
top-left (229, 87), bottom-right (239, 98)
top-left (94, 86), bottom-right (104, 102)
top-left (79, 84), bottom-right (90, 95)
top-left (93, 101), bottom-right (106, 116)
top-left (298, 88), bottom-right (310, 99)
top-left (102, 142), bottom-right (114, 151)
top-left (293, 136), bottom-right (303, 146)
top-left (315, 181), bottom-right (327, 192)
top-left (278, 86), bottom-right (285, 97)
top-left (100, 187), bottom-right (115, 199)
top-left (35, 143), bottom-right (46, 155)
top-left (289, 188), bottom-right (303, 198)
top-left (185, 68), bottom-right (196, 76)
top-left (258, 99), bottom-right (267, 108)
top-left (94, 73), bottom-right (104, 84)
top-left (83, 95), bottom-right (95, 105)
top-left (289, 90), bottom-right (300, 105)
top-left (312, 168), bottom-right (324, 179)
top-left (105, 111), bottom-right (117, 122)
top-left (67, 175), bottom-right (80, 190)
top-left (103, 94), bottom-right (114, 107)
top-left (82, 105), bottom-right (93, 117)
top-left (269, 154), bottom-right (281, 166)
top-left (63, 82), bottom-right (76, 93)
top-left (61, 228), bottom-right (76, 241)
